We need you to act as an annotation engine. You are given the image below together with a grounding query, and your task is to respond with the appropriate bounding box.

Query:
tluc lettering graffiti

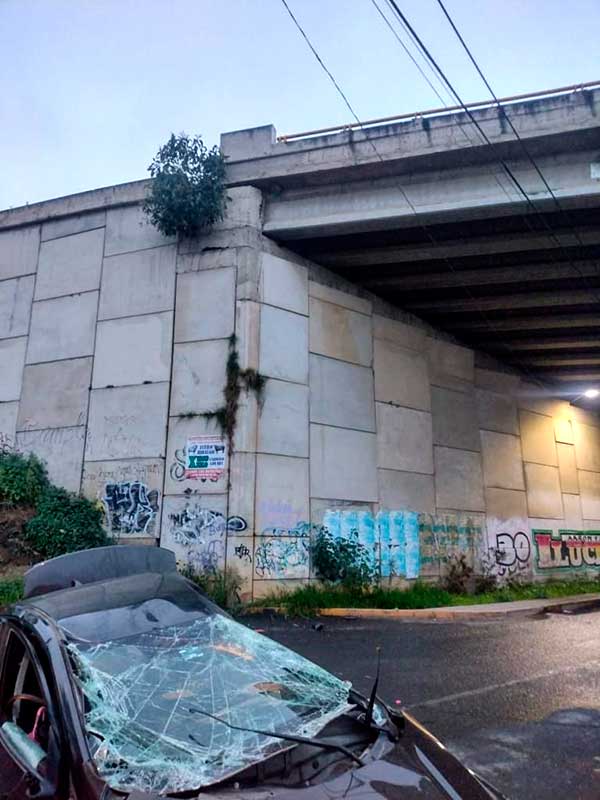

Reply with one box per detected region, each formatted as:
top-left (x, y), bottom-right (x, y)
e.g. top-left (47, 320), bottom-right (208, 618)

top-left (103, 481), bottom-right (160, 536)
top-left (534, 529), bottom-right (600, 569)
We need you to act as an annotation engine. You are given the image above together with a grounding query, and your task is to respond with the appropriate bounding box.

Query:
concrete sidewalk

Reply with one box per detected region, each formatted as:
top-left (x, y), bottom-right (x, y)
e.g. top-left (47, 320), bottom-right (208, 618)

top-left (253, 593), bottom-right (600, 620)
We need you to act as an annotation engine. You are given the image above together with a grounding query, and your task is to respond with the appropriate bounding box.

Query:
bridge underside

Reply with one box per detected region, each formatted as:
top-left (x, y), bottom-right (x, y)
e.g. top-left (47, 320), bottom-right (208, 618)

top-left (274, 201), bottom-right (600, 394)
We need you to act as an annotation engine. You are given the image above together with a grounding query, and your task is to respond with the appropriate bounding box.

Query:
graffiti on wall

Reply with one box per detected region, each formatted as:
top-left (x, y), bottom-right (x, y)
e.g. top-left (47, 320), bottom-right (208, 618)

top-left (103, 481), bottom-right (160, 536)
top-left (534, 529), bottom-right (600, 569)
top-left (254, 536), bottom-right (310, 579)
top-left (0, 432), bottom-right (14, 455)
top-left (485, 518), bottom-right (532, 578)
top-left (164, 504), bottom-right (248, 573)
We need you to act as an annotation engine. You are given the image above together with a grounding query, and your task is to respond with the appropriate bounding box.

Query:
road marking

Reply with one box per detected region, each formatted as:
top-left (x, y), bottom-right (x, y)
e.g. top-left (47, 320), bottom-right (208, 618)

top-left (407, 659), bottom-right (600, 709)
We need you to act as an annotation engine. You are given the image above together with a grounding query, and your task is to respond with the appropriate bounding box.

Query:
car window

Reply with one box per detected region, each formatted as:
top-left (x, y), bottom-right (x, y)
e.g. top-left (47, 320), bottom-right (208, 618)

top-left (0, 630), bottom-right (52, 760)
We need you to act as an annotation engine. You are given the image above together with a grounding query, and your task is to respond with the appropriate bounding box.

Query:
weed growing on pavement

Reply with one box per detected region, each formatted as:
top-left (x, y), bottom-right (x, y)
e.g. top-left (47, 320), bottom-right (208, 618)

top-left (180, 564), bottom-right (243, 613)
top-left (0, 578), bottom-right (24, 607)
top-left (251, 577), bottom-right (600, 617)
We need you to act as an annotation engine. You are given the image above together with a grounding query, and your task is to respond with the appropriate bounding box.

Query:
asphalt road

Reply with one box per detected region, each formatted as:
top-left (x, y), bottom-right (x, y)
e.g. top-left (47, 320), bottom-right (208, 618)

top-left (248, 609), bottom-right (600, 800)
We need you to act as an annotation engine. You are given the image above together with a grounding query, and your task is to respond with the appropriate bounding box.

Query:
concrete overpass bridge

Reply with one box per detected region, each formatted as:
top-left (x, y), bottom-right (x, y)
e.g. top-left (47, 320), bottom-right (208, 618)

top-left (223, 82), bottom-right (600, 395)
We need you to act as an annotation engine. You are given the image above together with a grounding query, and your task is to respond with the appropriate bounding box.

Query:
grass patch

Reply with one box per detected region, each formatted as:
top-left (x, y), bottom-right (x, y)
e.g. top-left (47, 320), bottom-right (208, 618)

top-left (0, 578), bottom-right (24, 608)
top-left (251, 578), bottom-right (600, 617)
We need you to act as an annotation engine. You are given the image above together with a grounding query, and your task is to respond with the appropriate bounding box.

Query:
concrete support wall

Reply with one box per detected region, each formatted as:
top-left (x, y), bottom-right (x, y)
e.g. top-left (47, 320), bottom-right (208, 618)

top-left (2, 189), bottom-right (600, 596)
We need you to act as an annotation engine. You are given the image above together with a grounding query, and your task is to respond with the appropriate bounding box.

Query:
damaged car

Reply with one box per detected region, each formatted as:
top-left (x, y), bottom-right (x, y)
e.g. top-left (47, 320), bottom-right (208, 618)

top-left (0, 546), bottom-right (505, 799)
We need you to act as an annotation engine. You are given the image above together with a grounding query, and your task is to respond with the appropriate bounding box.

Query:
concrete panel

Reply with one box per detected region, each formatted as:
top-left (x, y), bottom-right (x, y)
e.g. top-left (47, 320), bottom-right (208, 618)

top-left (373, 314), bottom-right (426, 352)
top-left (578, 470), bottom-right (600, 520)
top-left (229, 451), bottom-right (256, 532)
top-left (480, 431), bottom-right (525, 490)
top-left (310, 354), bottom-right (375, 431)
top-left (104, 205), bottom-right (175, 256)
top-left (261, 253), bottom-right (308, 315)
top-left (160, 494), bottom-right (228, 571)
top-left (557, 442), bottom-right (579, 494)
top-left (27, 292), bottom-right (97, 364)
top-left (256, 454), bottom-right (309, 533)
top-left (0, 337), bottom-right (26, 401)
top-left (524, 463), bottom-right (563, 519)
top-left (260, 305), bottom-right (308, 384)
top-left (517, 383), bottom-right (570, 418)
top-left (99, 245), bottom-right (176, 320)
top-left (573, 421), bottom-right (600, 472)
top-left (554, 417), bottom-right (574, 445)
top-left (253, 535), bottom-right (310, 580)
top-left (85, 383), bottom-right (169, 461)
top-left (563, 492), bottom-right (583, 528)
top-left (174, 267), bottom-right (236, 343)
top-left (41, 210), bottom-right (105, 242)
top-left (170, 339), bottom-right (228, 417)
top-left (475, 388), bottom-right (518, 435)
top-left (18, 357), bottom-right (92, 430)
top-left (0, 226), bottom-right (40, 280)
top-left (311, 424), bottom-right (378, 501)
top-left (0, 402), bottom-right (18, 446)
top-left (376, 403), bottom-right (433, 474)
top-left (519, 410), bottom-right (558, 466)
top-left (82, 459), bottom-right (164, 538)
top-left (570, 405), bottom-right (600, 429)
top-left (35, 228), bottom-right (104, 300)
top-left (378, 469), bottom-right (435, 513)
top-left (0, 275), bottom-right (34, 339)
top-left (164, 415), bottom-right (227, 496)
top-left (16, 427), bottom-right (84, 492)
top-left (426, 337), bottom-right (474, 392)
top-left (434, 446), bottom-right (485, 512)
top-left (226, 534), bottom-right (254, 597)
top-left (484, 487), bottom-right (528, 520)
top-left (309, 297), bottom-right (372, 367)
top-left (475, 368), bottom-right (520, 395)
top-left (432, 387), bottom-right (479, 451)
top-left (93, 312), bottom-right (172, 388)
top-left (258, 379), bottom-right (309, 457)
top-left (374, 339), bottom-right (430, 411)
top-left (308, 281), bottom-right (371, 315)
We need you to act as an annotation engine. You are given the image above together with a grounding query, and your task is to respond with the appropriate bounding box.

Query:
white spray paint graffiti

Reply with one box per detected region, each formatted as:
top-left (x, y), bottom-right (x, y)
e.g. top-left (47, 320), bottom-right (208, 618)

top-left (103, 481), bottom-right (160, 537)
top-left (164, 503), bottom-right (248, 573)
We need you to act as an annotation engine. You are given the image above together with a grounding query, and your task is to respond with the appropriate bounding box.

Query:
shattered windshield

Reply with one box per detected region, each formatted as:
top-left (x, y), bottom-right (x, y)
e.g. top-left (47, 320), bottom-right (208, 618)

top-left (62, 584), bottom-right (351, 794)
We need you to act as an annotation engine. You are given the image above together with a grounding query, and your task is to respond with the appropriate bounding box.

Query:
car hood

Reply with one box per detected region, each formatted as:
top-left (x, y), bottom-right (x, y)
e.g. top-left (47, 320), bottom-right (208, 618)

top-left (116, 712), bottom-right (502, 800)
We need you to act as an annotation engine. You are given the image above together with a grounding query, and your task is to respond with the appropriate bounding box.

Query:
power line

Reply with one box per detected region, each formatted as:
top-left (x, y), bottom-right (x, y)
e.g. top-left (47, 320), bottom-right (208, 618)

top-left (276, 0), bottom-right (548, 385)
top-left (369, 0), bottom-right (451, 108)
top-left (384, 0), bottom-right (600, 310)
top-left (434, 0), bottom-right (588, 240)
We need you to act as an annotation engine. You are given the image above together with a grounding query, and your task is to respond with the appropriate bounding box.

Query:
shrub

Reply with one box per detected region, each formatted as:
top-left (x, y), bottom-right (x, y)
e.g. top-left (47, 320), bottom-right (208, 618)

top-left (443, 553), bottom-right (474, 594)
top-left (0, 578), bottom-right (24, 607)
top-left (0, 451), bottom-right (49, 506)
top-left (143, 133), bottom-right (227, 237)
top-left (311, 527), bottom-right (374, 589)
top-left (25, 486), bottom-right (109, 559)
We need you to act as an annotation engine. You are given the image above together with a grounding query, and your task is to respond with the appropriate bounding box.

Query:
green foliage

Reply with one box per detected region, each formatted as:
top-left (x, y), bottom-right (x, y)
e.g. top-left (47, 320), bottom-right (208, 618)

top-left (252, 577), bottom-right (600, 617)
top-left (142, 133), bottom-right (227, 237)
top-left (25, 486), bottom-right (109, 560)
top-left (202, 334), bottom-right (267, 452)
top-left (0, 451), bottom-right (49, 507)
top-left (252, 581), bottom-right (454, 618)
top-left (180, 565), bottom-right (243, 613)
top-left (0, 578), bottom-right (24, 608)
top-left (311, 527), bottom-right (374, 589)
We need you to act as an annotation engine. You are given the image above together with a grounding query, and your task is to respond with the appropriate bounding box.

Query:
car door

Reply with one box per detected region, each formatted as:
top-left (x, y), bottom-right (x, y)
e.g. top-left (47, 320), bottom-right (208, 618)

top-left (0, 621), bottom-right (63, 799)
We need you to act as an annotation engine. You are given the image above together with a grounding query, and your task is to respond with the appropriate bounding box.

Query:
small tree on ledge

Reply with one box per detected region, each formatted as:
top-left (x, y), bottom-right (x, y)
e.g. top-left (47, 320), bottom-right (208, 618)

top-left (142, 133), bottom-right (227, 238)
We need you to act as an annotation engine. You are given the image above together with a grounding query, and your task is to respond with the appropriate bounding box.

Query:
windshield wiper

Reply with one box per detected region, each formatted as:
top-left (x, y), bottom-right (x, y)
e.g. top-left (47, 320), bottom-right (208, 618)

top-left (188, 705), bottom-right (365, 767)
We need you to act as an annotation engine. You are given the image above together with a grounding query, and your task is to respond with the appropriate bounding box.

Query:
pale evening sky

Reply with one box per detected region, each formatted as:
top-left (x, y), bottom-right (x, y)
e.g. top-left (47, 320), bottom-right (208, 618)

top-left (1, 0), bottom-right (599, 210)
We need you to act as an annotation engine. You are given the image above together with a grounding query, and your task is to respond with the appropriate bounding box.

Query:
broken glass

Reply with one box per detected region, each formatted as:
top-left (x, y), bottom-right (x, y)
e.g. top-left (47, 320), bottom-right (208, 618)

top-left (66, 611), bottom-right (352, 794)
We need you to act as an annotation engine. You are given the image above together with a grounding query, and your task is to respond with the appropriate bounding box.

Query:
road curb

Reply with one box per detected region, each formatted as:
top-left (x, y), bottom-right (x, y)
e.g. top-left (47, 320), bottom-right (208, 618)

top-left (248, 593), bottom-right (600, 621)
